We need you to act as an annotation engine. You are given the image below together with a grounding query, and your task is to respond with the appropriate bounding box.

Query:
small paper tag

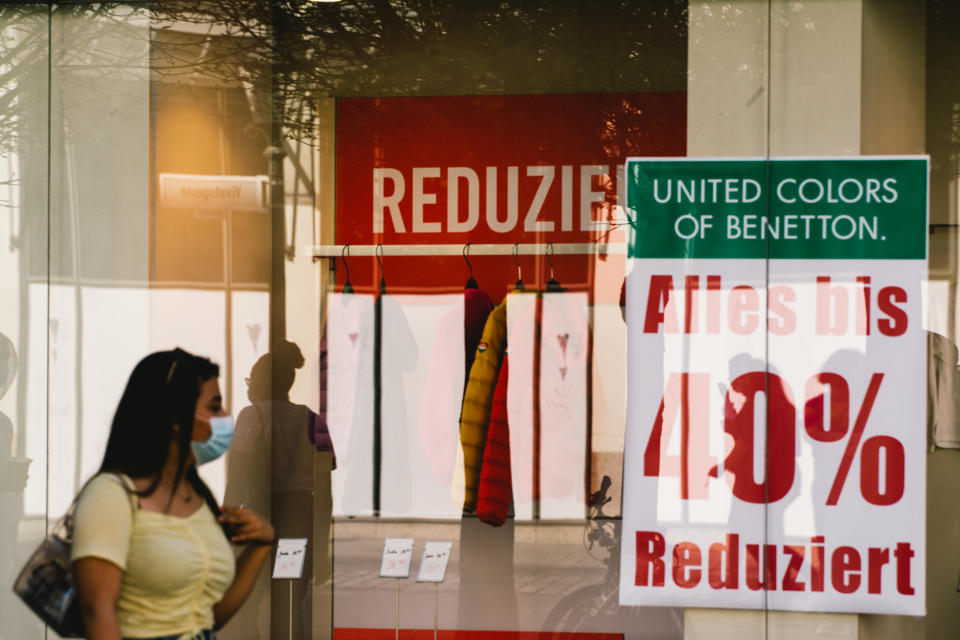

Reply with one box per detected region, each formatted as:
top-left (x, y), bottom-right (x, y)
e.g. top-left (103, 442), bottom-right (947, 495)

top-left (272, 538), bottom-right (308, 579)
top-left (379, 537), bottom-right (414, 578)
top-left (416, 541), bottom-right (452, 583)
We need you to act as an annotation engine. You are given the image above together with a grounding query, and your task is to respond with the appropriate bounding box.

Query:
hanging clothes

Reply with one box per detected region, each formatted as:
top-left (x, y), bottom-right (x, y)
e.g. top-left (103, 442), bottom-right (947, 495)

top-left (382, 293), bottom-right (465, 518)
top-left (538, 291), bottom-right (589, 518)
top-left (466, 289), bottom-right (591, 524)
top-left (477, 353), bottom-right (512, 526)
top-left (464, 288), bottom-right (495, 380)
top-left (504, 291), bottom-right (540, 519)
top-left (457, 300), bottom-right (520, 628)
top-left (325, 292), bottom-right (376, 517)
top-left (377, 293), bottom-right (419, 515)
top-left (396, 288), bottom-right (494, 514)
top-left (460, 291), bottom-right (529, 512)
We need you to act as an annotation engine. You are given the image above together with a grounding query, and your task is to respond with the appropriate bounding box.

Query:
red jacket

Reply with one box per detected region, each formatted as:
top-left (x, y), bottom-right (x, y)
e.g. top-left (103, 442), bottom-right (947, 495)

top-left (476, 353), bottom-right (512, 526)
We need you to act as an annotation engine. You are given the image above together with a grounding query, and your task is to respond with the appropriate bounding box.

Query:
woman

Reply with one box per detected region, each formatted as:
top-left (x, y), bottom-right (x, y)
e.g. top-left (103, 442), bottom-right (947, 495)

top-left (71, 348), bottom-right (275, 640)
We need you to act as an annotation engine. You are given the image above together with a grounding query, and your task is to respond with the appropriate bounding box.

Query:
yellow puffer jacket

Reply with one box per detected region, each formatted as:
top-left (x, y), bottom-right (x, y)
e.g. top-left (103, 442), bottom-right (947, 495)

top-left (460, 294), bottom-right (511, 512)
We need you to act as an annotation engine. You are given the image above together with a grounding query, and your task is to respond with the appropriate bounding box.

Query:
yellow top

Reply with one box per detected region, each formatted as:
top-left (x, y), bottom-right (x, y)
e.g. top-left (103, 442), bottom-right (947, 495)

top-left (71, 473), bottom-right (236, 639)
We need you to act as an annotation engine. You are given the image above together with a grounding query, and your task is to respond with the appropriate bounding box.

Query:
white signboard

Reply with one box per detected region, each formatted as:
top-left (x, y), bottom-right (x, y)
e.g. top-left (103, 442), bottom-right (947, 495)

top-left (620, 157), bottom-right (928, 615)
top-left (272, 538), bottom-right (308, 579)
top-left (416, 541), bottom-right (452, 583)
top-left (158, 173), bottom-right (268, 211)
top-left (379, 537), bottom-right (415, 578)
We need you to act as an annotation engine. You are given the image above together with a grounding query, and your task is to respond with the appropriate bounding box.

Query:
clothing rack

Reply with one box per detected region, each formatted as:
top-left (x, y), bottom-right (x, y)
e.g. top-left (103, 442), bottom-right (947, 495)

top-left (306, 242), bottom-right (628, 258)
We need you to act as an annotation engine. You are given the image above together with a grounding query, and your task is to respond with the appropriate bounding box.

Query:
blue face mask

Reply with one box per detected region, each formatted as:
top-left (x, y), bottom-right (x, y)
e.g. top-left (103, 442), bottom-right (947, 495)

top-left (191, 415), bottom-right (234, 465)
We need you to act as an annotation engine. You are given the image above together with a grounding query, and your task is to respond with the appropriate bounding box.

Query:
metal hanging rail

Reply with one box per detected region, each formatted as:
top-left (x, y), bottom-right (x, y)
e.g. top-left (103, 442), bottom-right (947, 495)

top-left (306, 242), bottom-right (628, 258)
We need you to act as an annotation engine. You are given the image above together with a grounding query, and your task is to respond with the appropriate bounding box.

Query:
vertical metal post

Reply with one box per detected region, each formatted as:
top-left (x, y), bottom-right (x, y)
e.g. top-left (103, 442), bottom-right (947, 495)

top-left (395, 577), bottom-right (400, 640)
top-left (289, 580), bottom-right (293, 640)
top-left (264, 143), bottom-right (286, 346)
top-left (433, 583), bottom-right (439, 640)
top-left (266, 0), bottom-right (286, 348)
top-left (217, 88), bottom-right (234, 415)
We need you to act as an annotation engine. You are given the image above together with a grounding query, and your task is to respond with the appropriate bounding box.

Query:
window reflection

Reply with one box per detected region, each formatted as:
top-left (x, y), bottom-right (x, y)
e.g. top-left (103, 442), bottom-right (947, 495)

top-left (3, 0), bottom-right (953, 638)
top-left (0, 331), bottom-right (32, 636)
top-left (226, 340), bottom-right (334, 640)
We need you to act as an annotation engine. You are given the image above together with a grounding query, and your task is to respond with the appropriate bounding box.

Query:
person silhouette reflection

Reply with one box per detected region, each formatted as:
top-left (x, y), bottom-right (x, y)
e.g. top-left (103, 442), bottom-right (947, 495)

top-left (710, 354), bottom-right (799, 593)
top-left (224, 341), bottom-right (335, 640)
top-left (0, 332), bottom-right (31, 639)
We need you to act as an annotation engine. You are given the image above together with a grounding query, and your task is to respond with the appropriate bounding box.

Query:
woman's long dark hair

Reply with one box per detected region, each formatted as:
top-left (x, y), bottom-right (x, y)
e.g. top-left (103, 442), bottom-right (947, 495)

top-left (99, 348), bottom-right (223, 521)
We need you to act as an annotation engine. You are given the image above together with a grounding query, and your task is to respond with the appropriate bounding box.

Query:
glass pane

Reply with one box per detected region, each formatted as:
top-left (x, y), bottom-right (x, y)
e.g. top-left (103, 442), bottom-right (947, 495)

top-left (8, 2), bottom-right (952, 639)
top-left (0, 4), bottom-right (49, 638)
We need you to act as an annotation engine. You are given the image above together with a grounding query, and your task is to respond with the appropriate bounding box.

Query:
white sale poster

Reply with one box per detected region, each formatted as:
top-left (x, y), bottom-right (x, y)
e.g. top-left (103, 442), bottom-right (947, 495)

top-left (620, 157), bottom-right (928, 615)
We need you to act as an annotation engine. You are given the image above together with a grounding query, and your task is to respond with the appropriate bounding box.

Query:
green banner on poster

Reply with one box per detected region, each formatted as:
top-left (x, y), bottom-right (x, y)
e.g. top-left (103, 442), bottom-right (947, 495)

top-left (626, 157), bottom-right (927, 260)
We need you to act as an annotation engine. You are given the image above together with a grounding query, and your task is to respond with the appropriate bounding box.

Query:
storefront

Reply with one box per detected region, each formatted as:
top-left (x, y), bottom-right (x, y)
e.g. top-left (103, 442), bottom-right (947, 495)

top-left (0, 2), bottom-right (957, 639)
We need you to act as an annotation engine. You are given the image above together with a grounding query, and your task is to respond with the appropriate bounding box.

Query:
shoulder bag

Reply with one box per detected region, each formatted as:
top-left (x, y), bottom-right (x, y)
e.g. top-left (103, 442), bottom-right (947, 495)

top-left (12, 473), bottom-right (136, 637)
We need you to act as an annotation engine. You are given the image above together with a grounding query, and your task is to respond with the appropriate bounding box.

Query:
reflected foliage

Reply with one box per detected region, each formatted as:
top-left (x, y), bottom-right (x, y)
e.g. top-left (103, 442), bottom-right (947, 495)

top-left (158, 0), bottom-right (687, 144)
top-left (928, 0), bottom-right (960, 223)
top-left (1, 1), bottom-right (687, 150)
top-left (0, 4), bottom-right (149, 155)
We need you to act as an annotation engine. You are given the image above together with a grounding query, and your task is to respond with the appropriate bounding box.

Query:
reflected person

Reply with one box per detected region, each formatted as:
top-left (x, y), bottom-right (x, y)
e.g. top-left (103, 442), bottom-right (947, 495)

top-left (228, 340), bottom-right (335, 640)
top-left (0, 332), bottom-right (31, 639)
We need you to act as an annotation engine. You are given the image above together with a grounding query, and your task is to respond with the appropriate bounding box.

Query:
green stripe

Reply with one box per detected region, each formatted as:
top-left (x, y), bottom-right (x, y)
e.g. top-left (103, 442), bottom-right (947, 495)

top-left (626, 158), bottom-right (928, 260)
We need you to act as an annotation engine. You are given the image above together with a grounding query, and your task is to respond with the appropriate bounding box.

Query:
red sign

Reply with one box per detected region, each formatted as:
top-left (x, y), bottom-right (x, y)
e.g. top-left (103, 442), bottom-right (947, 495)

top-left (335, 93), bottom-right (685, 298)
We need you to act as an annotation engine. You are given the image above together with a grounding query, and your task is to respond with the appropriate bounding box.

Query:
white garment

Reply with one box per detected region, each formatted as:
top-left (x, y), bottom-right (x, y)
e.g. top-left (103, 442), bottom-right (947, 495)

top-left (928, 331), bottom-right (960, 448)
top-left (506, 293), bottom-right (537, 519)
top-left (327, 293), bottom-right (376, 516)
top-left (381, 293), bottom-right (464, 518)
top-left (539, 292), bottom-right (589, 519)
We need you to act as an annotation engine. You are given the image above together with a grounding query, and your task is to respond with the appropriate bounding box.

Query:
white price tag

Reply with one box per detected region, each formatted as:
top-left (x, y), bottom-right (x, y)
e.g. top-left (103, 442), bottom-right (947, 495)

top-left (416, 541), bottom-right (452, 583)
top-left (272, 538), bottom-right (308, 579)
top-left (379, 537), bottom-right (414, 578)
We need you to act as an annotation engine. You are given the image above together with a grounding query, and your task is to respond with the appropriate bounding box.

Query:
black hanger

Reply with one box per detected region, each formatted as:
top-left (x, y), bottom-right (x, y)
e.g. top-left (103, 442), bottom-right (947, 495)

top-left (341, 244), bottom-right (354, 294)
top-left (463, 243), bottom-right (478, 290)
top-left (545, 242), bottom-right (563, 292)
top-left (512, 243), bottom-right (525, 291)
top-left (376, 243), bottom-right (386, 295)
